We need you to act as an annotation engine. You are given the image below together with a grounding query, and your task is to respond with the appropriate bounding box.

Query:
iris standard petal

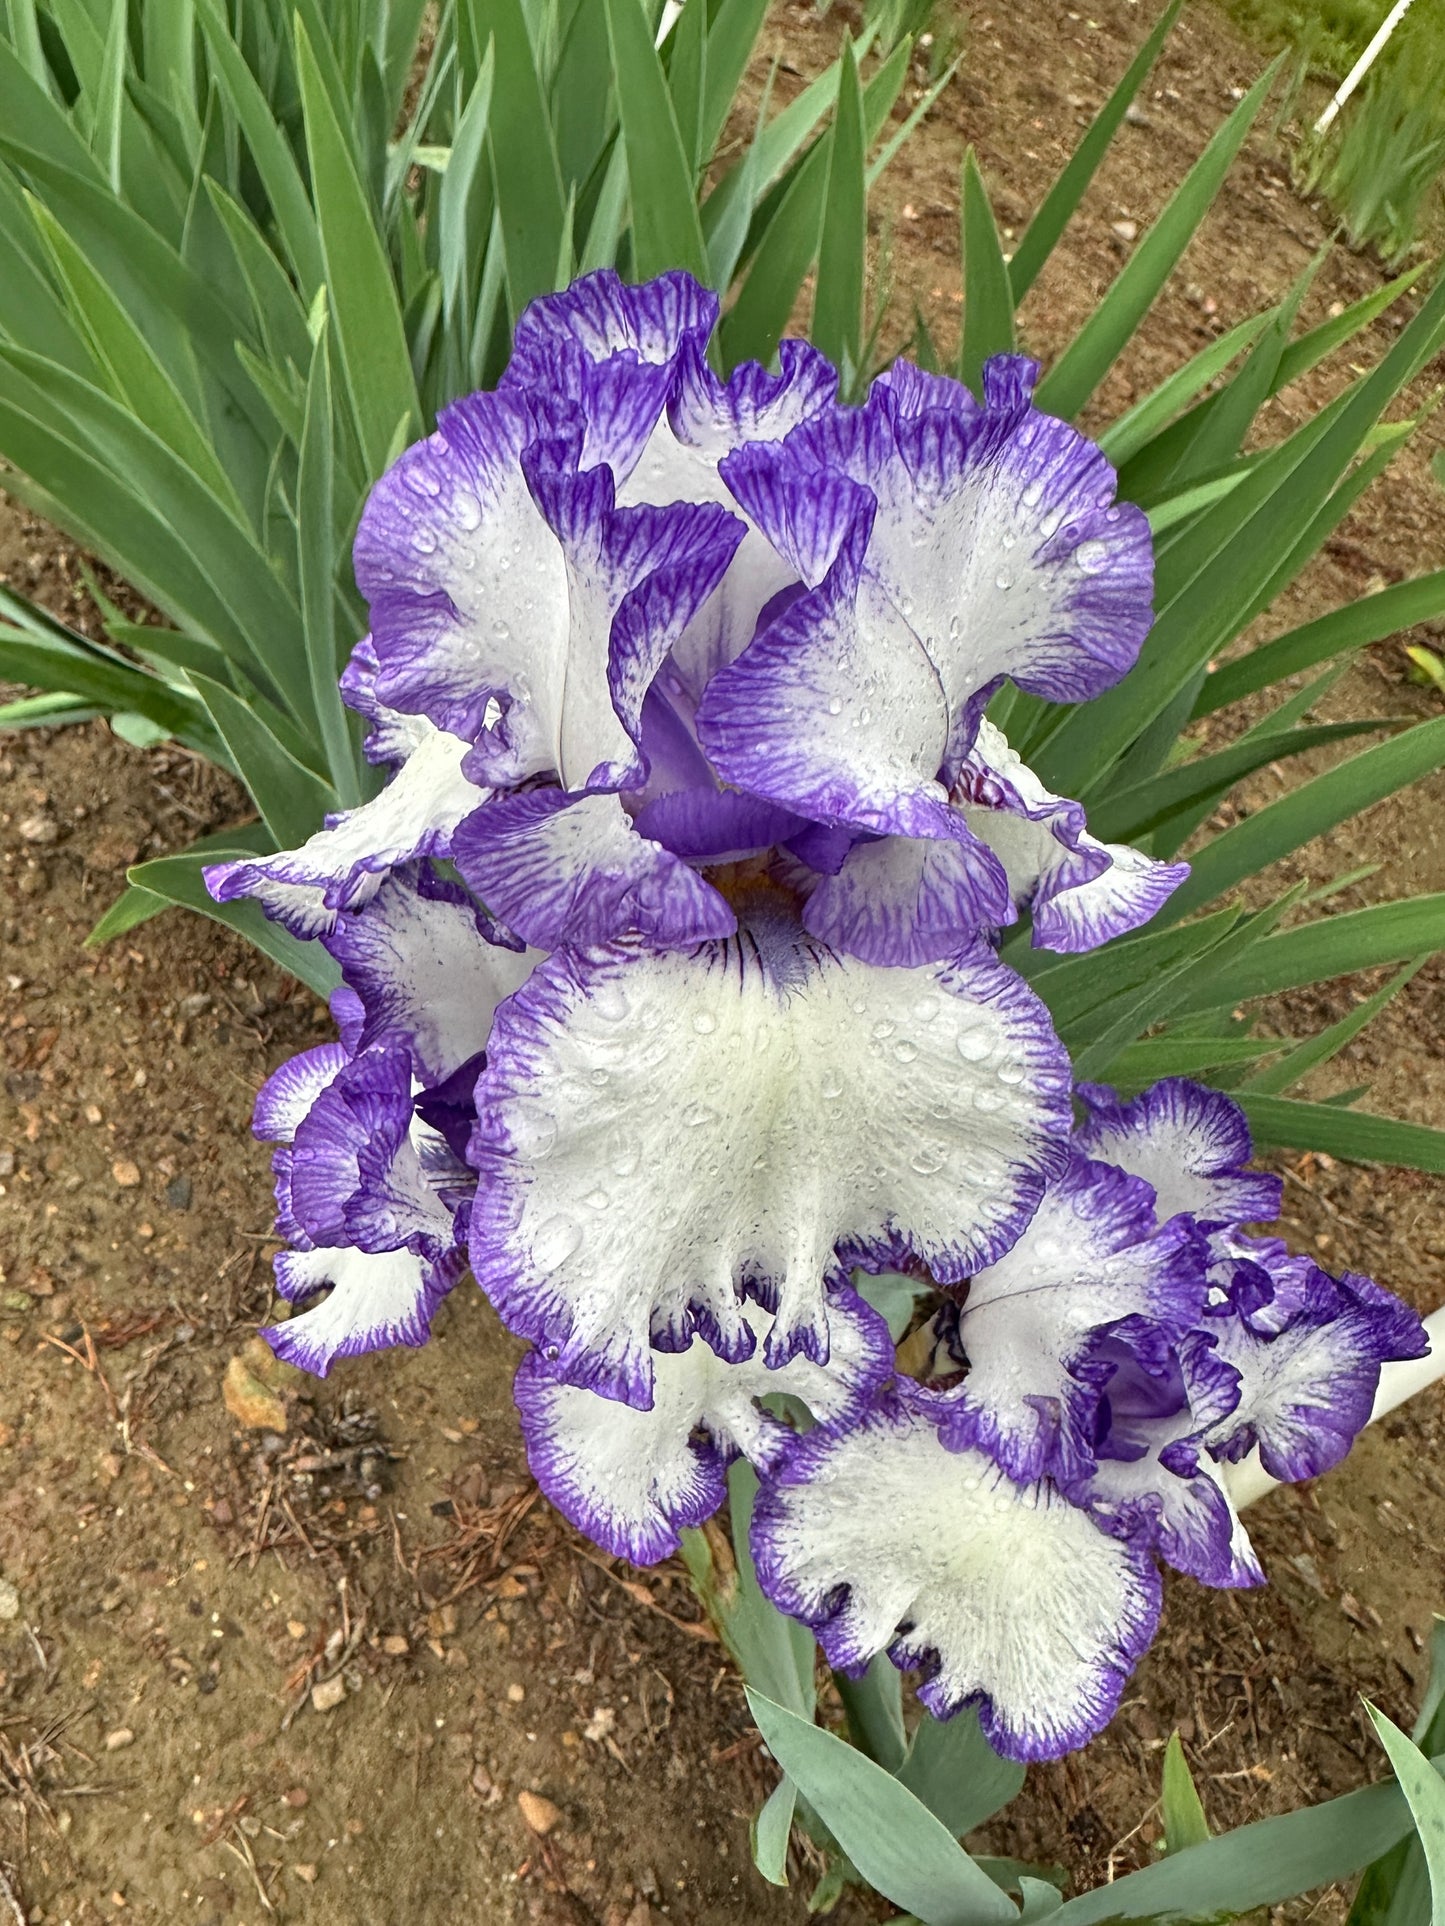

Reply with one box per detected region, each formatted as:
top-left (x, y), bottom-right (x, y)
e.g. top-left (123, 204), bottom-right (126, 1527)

top-left (466, 915), bottom-right (1071, 1406)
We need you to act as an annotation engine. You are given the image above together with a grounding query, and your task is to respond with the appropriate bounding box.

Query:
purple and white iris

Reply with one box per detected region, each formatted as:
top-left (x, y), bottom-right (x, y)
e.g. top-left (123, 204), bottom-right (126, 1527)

top-left (209, 272), bottom-right (1426, 1766)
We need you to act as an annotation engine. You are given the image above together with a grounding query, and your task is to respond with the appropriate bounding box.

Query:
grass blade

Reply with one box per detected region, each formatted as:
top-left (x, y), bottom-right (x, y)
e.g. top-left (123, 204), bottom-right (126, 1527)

top-left (1240, 1097), bottom-right (1445, 1174)
top-left (472, 0), bottom-right (568, 317)
top-left (1099, 309), bottom-right (1272, 467)
top-left (297, 329), bottom-right (360, 807)
top-left (1158, 714), bottom-right (1445, 924)
top-left (811, 35), bottom-right (865, 374)
top-left (1007, 0), bottom-right (1182, 303)
top-left (123, 848), bottom-right (340, 997)
top-left (1197, 569), bottom-right (1445, 717)
top-left (1177, 895), bottom-right (1445, 1012)
top-left (958, 147), bottom-right (1015, 395)
top-left (1240, 958), bottom-right (1427, 1097)
top-left (603, 0), bottom-right (708, 282)
top-left (296, 16), bottom-right (419, 480)
top-left (1034, 60), bottom-right (1279, 422)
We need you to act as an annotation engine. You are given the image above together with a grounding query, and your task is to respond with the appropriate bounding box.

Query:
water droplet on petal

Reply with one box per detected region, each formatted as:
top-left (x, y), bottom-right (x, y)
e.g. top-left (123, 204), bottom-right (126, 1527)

top-left (1075, 538), bottom-right (1110, 574)
top-left (531, 1214), bottom-right (581, 1272)
top-left (508, 1101), bottom-right (557, 1159)
top-left (894, 1039), bottom-right (919, 1064)
top-left (682, 1101), bottom-right (719, 1128)
top-left (827, 696), bottom-right (843, 716)
top-left (691, 1012), bottom-right (717, 1035)
top-left (956, 1030), bottom-right (992, 1063)
top-left (583, 1188), bottom-right (611, 1211)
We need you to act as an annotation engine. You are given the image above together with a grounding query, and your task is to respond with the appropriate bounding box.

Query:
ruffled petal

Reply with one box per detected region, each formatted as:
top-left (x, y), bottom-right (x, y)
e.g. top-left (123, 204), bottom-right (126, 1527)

top-left (267, 1243), bottom-right (464, 1375)
top-left (514, 1288), bottom-right (892, 1563)
top-left (452, 789), bottom-right (736, 951)
top-left (203, 719), bottom-right (485, 939)
top-left (1073, 1079), bottom-right (1284, 1228)
top-left (723, 362), bottom-right (1153, 764)
top-left (957, 720), bottom-right (1187, 951)
top-left (800, 829), bottom-right (1012, 967)
top-left (695, 540), bottom-right (962, 843)
top-left (752, 1387), bottom-right (1162, 1762)
top-left (323, 865), bottom-right (535, 1082)
top-left (467, 919), bottom-right (1071, 1405)
top-left (1206, 1262), bottom-right (1428, 1483)
top-left (508, 269), bottom-right (719, 382)
top-left (289, 1046), bottom-right (457, 1254)
top-left (1074, 1330), bottom-right (1262, 1587)
top-left (519, 457), bottom-right (744, 790)
top-left (354, 386), bottom-right (567, 758)
top-left (252, 1042), bottom-right (348, 1143)
top-left (929, 1156), bottom-right (1206, 1482)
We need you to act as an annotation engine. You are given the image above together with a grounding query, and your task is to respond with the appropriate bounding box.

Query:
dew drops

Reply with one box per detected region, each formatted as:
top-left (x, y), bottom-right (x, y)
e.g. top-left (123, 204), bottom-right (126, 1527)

top-left (872, 1019), bottom-right (896, 1041)
top-left (411, 528), bottom-right (438, 555)
top-left (827, 696), bottom-right (843, 716)
top-left (590, 980), bottom-right (631, 1024)
top-left (531, 1214), bottom-right (582, 1272)
top-left (996, 1060), bottom-right (1025, 1087)
top-left (508, 1101), bottom-right (557, 1159)
top-left (691, 1012), bottom-right (717, 1035)
top-left (1074, 538), bottom-right (1110, 574)
top-left (909, 1145), bottom-right (944, 1176)
top-left (583, 1188), bottom-right (611, 1211)
top-left (972, 1087), bottom-right (1004, 1113)
top-left (682, 1101), bottom-right (719, 1128)
top-left (912, 995), bottom-right (939, 1023)
top-left (955, 1030), bottom-right (992, 1063)
top-left (994, 569), bottom-right (1014, 592)
top-left (1021, 481), bottom-right (1044, 510)
top-left (588, 1068), bottom-right (610, 1087)
top-left (819, 1072), bottom-right (845, 1100)
top-left (894, 1039), bottom-right (919, 1064)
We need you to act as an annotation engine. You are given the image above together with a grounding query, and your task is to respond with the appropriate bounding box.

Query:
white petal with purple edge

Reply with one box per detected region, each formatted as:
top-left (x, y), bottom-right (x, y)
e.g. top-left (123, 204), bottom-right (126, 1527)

top-left (324, 866), bottom-right (538, 1082)
top-left (1073, 1079), bottom-right (1283, 1228)
top-left (204, 720), bottom-right (485, 939)
top-left (467, 913), bottom-right (1071, 1406)
top-left (696, 550), bottom-right (962, 843)
top-left (252, 1042), bottom-right (348, 1143)
top-left (752, 1389), bottom-right (1162, 1762)
top-left (453, 789), bottom-right (735, 951)
top-left (730, 366), bottom-right (1153, 759)
top-left (957, 721), bottom-right (1187, 951)
top-left (1206, 1268), bottom-right (1427, 1483)
top-left (354, 388), bottom-right (570, 768)
top-left (932, 1156), bottom-right (1205, 1482)
top-left (1082, 1442), bottom-right (1263, 1589)
top-left (801, 829), bottom-right (1013, 967)
top-left (268, 1245), bottom-right (462, 1375)
top-left (515, 1290), bottom-right (892, 1564)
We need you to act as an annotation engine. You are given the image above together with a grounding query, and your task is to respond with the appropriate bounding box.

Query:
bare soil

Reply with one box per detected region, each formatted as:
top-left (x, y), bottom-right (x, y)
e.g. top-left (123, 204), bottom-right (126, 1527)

top-left (2, 2), bottom-right (1444, 1921)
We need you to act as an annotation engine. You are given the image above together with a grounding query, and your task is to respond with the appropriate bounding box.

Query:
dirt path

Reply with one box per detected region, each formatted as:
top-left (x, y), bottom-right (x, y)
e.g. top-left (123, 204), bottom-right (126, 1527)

top-left (2, 3), bottom-right (1444, 1921)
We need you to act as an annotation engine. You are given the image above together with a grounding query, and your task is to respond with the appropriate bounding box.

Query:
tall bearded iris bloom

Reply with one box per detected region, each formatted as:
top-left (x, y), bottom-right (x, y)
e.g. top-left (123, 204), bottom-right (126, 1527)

top-left (210, 271), bottom-right (1425, 1765)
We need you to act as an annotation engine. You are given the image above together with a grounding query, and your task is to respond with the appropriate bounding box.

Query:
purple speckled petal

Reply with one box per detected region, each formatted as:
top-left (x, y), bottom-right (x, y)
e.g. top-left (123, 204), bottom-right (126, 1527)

top-left (267, 1243), bottom-right (464, 1376)
top-left (465, 914), bottom-right (1071, 1406)
top-left (521, 454), bottom-right (744, 791)
top-left (507, 269), bottom-right (719, 385)
top-left (323, 865), bottom-right (537, 1083)
top-left (696, 539), bottom-right (961, 844)
top-left (751, 1384), bottom-right (1162, 1763)
top-left (1074, 1078), bottom-right (1283, 1229)
top-left (252, 1042), bottom-right (348, 1144)
top-left (927, 1155), bottom-right (1206, 1483)
top-left (800, 828), bottom-right (1013, 966)
top-left (1206, 1259), bottom-right (1428, 1483)
top-left (630, 786), bottom-right (805, 863)
top-left (515, 1287), bottom-right (892, 1564)
top-left (723, 365), bottom-right (1153, 770)
top-left (203, 716), bottom-right (486, 939)
top-left (956, 720), bottom-right (1187, 951)
top-left (452, 788), bottom-right (735, 951)
top-left (1073, 1329), bottom-right (1262, 1588)
top-left (871, 361), bottom-right (981, 421)
top-left (289, 1045), bottom-right (456, 1255)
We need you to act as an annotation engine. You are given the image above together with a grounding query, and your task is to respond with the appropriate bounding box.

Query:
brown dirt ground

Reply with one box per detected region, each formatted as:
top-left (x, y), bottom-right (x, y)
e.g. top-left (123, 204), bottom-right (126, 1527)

top-left (2, 2), bottom-right (1445, 1921)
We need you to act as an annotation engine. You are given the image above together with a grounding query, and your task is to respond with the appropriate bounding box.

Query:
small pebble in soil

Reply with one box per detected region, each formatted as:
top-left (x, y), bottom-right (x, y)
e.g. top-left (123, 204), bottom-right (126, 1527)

top-left (17, 813), bottom-right (58, 844)
top-left (111, 1158), bottom-right (141, 1188)
top-left (1111, 219), bottom-right (1138, 242)
top-left (104, 1728), bottom-right (134, 1751)
top-left (165, 1174), bottom-right (193, 1210)
top-left (0, 1577), bottom-right (19, 1620)
top-left (517, 1790), bottom-right (562, 1836)
top-left (506, 1683), bottom-right (526, 1704)
top-left (310, 1675), bottom-right (346, 1713)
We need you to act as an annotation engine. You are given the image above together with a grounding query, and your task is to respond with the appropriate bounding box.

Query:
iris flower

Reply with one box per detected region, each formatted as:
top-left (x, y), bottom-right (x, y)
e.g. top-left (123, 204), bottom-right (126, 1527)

top-left (211, 272), bottom-right (1424, 1764)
